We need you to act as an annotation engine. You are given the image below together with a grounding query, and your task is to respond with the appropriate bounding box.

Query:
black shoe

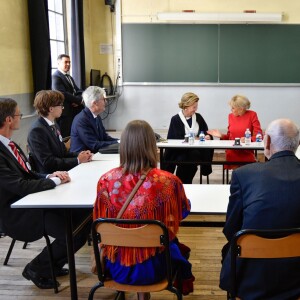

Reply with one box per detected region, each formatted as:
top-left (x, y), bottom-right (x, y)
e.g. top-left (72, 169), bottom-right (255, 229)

top-left (56, 268), bottom-right (69, 277)
top-left (22, 264), bottom-right (60, 289)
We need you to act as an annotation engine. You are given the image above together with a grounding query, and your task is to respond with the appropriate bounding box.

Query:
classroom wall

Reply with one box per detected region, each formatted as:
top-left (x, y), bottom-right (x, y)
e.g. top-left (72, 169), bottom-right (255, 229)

top-left (0, 0), bottom-right (35, 149)
top-left (99, 0), bottom-right (300, 132)
top-left (84, 0), bottom-right (116, 84)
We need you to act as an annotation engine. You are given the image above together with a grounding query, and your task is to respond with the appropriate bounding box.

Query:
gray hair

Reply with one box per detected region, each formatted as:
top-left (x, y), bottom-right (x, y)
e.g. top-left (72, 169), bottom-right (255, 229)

top-left (82, 86), bottom-right (106, 108)
top-left (266, 119), bottom-right (300, 153)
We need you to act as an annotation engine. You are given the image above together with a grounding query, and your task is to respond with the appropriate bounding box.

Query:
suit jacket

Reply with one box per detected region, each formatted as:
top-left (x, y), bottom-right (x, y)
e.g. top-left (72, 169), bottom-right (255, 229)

top-left (0, 141), bottom-right (56, 242)
top-left (27, 117), bottom-right (79, 173)
top-left (52, 70), bottom-right (83, 137)
top-left (70, 107), bottom-right (118, 153)
top-left (164, 113), bottom-right (213, 175)
top-left (220, 151), bottom-right (300, 299)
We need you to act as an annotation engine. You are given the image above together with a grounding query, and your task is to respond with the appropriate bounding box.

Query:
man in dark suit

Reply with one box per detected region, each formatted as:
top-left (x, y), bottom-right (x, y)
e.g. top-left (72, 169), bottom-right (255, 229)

top-left (52, 54), bottom-right (84, 137)
top-left (70, 86), bottom-right (119, 154)
top-left (0, 98), bottom-right (91, 289)
top-left (220, 118), bottom-right (300, 299)
top-left (27, 90), bottom-right (92, 173)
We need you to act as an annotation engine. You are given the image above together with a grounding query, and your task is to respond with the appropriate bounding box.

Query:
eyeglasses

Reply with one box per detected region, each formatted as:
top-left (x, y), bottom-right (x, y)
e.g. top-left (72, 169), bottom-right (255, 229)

top-left (13, 114), bottom-right (23, 119)
top-left (54, 105), bottom-right (64, 109)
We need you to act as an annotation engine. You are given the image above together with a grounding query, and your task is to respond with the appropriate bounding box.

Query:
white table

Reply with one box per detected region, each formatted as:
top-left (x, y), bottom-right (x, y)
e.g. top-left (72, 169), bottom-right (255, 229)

top-left (12, 158), bottom-right (120, 300)
top-left (184, 184), bottom-right (229, 214)
top-left (12, 158), bottom-right (230, 299)
top-left (157, 139), bottom-right (264, 183)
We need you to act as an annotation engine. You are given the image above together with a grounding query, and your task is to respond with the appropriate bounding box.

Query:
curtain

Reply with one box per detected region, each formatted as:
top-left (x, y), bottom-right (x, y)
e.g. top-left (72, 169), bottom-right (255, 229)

top-left (27, 0), bottom-right (52, 95)
top-left (71, 0), bottom-right (86, 90)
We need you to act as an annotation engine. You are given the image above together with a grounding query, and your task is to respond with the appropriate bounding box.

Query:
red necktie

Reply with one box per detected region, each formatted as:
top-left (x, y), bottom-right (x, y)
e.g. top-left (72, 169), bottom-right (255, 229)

top-left (8, 141), bottom-right (29, 172)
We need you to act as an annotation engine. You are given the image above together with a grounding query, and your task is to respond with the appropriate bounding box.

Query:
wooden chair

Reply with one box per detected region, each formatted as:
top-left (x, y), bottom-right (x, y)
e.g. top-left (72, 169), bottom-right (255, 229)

top-left (89, 218), bottom-right (182, 300)
top-left (228, 228), bottom-right (300, 300)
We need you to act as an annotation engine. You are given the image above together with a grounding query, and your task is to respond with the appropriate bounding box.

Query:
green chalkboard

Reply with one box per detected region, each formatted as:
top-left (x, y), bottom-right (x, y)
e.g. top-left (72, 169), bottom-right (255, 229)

top-left (219, 25), bottom-right (300, 83)
top-left (122, 24), bottom-right (218, 82)
top-left (122, 24), bottom-right (300, 83)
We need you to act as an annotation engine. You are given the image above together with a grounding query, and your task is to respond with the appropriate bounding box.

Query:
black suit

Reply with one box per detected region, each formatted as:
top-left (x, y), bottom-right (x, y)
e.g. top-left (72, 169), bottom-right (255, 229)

top-left (27, 117), bottom-right (78, 173)
top-left (220, 151), bottom-right (300, 299)
top-left (52, 70), bottom-right (83, 137)
top-left (0, 140), bottom-right (91, 277)
top-left (163, 113), bottom-right (213, 183)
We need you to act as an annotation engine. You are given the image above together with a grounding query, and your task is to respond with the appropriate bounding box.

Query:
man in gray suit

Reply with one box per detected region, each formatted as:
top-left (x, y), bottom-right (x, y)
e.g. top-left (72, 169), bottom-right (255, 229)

top-left (220, 118), bottom-right (300, 299)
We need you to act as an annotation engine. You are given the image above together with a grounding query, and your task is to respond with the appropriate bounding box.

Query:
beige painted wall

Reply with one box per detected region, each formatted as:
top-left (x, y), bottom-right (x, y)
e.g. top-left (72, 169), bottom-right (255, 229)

top-left (121, 0), bottom-right (300, 23)
top-left (84, 0), bottom-right (116, 84)
top-left (0, 0), bottom-right (33, 96)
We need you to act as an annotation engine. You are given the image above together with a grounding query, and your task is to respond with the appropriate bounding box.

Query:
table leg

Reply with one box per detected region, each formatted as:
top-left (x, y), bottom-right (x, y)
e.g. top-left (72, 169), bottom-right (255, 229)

top-left (65, 209), bottom-right (78, 300)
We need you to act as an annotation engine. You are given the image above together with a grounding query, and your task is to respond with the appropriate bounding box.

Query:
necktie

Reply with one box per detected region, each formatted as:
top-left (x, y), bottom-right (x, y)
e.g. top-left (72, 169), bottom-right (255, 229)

top-left (65, 74), bottom-right (76, 94)
top-left (8, 141), bottom-right (29, 172)
top-left (51, 124), bottom-right (61, 141)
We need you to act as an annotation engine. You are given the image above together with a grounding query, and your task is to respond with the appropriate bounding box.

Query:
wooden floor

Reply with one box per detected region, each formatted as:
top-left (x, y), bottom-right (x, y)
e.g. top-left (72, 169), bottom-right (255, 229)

top-left (0, 226), bottom-right (227, 300)
top-left (0, 163), bottom-right (229, 300)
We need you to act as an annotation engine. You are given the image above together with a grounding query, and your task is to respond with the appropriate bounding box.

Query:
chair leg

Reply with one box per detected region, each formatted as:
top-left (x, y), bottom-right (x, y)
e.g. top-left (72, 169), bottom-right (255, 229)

top-left (43, 234), bottom-right (59, 293)
top-left (22, 242), bottom-right (28, 249)
top-left (115, 291), bottom-right (125, 300)
top-left (200, 166), bottom-right (203, 184)
top-left (206, 175), bottom-right (209, 184)
top-left (88, 282), bottom-right (103, 300)
top-left (3, 238), bottom-right (16, 265)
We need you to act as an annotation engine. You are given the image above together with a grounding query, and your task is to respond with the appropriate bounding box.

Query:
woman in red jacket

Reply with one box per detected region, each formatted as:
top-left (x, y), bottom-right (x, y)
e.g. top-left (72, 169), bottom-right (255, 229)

top-left (208, 95), bottom-right (262, 170)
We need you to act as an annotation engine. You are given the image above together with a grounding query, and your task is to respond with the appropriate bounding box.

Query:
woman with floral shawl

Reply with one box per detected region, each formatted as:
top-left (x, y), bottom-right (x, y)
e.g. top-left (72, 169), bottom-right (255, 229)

top-left (93, 120), bottom-right (194, 300)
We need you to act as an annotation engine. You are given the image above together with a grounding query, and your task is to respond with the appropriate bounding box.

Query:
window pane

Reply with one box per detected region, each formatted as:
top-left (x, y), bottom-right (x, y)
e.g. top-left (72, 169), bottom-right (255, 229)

top-left (55, 14), bottom-right (64, 41)
top-left (48, 11), bottom-right (57, 40)
top-left (54, 0), bottom-right (63, 13)
top-left (48, 0), bottom-right (55, 11)
top-left (51, 41), bottom-right (65, 68)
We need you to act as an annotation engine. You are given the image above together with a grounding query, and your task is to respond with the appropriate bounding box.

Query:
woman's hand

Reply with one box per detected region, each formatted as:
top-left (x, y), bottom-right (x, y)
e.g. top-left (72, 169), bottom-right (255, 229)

top-left (207, 129), bottom-right (222, 138)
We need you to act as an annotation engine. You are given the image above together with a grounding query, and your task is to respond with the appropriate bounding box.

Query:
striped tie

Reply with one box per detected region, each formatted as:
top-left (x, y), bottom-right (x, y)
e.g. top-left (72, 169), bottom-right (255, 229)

top-left (8, 141), bottom-right (29, 172)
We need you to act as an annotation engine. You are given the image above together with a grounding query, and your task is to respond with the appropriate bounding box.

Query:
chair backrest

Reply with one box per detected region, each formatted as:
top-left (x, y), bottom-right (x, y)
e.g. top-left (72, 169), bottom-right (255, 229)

top-left (229, 228), bottom-right (300, 299)
top-left (92, 218), bottom-right (173, 285)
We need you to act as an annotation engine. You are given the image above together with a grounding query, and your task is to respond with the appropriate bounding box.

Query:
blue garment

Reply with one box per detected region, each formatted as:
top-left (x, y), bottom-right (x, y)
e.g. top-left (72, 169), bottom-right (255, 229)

top-left (105, 240), bottom-right (192, 285)
top-left (70, 107), bottom-right (118, 153)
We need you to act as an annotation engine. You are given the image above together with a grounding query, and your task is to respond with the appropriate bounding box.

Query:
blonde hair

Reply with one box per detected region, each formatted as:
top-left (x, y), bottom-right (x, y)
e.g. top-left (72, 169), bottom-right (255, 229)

top-left (229, 95), bottom-right (251, 110)
top-left (178, 92), bottom-right (199, 109)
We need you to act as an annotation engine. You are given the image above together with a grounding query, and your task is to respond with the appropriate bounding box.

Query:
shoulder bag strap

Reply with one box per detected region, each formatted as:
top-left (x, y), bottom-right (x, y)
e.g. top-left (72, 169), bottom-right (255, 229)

top-left (116, 169), bottom-right (151, 219)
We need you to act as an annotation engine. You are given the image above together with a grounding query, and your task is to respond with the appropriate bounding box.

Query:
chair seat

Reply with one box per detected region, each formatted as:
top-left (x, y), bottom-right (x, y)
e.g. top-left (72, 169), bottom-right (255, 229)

top-left (104, 278), bottom-right (169, 293)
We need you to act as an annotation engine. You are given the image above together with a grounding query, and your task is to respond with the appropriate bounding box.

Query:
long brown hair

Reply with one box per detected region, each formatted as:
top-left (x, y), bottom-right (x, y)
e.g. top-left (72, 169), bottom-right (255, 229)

top-left (120, 120), bottom-right (157, 173)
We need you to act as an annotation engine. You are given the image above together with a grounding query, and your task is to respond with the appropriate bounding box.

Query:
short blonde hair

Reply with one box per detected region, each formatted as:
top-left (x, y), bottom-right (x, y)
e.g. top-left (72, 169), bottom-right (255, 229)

top-left (229, 95), bottom-right (251, 110)
top-left (178, 92), bottom-right (199, 110)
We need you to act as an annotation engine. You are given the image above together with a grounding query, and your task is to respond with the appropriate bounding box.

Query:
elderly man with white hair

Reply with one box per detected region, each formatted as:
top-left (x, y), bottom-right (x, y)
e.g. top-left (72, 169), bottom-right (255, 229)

top-left (70, 86), bottom-right (119, 154)
top-left (220, 118), bottom-right (300, 299)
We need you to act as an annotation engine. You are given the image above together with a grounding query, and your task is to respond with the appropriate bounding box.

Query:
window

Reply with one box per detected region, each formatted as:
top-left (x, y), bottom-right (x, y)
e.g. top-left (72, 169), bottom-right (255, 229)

top-left (48, 0), bottom-right (68, 73)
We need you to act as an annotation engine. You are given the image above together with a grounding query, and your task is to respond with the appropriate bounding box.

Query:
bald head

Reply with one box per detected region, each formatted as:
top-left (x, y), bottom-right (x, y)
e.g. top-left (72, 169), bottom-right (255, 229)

top-left (264, 119), bottom-right (300, 158)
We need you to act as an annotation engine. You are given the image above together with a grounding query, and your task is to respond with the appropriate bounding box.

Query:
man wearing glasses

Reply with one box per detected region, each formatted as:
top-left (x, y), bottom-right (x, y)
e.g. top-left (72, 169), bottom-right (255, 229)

top-left (0, 97), bottom-right (92, 289)
top-left (27, 90), bottom-right (92, 173)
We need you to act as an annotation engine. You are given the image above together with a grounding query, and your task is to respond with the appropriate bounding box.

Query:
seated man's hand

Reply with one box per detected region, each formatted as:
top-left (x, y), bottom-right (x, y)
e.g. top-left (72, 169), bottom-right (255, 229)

top-left (78, 150), bottom-right (93, 163)
top-left (50, 171), bottom-right (71, 184)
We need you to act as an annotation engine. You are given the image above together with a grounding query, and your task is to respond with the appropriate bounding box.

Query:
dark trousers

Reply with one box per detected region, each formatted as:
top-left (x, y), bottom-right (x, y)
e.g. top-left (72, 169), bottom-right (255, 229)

top-left (162, 149), bottom-right (213, 184)
top-left (29, 208), bottom-right (92, 277)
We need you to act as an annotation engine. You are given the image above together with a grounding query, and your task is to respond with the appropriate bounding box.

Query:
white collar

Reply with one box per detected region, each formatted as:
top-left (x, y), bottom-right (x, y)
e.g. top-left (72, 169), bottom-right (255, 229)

top-left (178, 110), bottom-right (196, 135)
